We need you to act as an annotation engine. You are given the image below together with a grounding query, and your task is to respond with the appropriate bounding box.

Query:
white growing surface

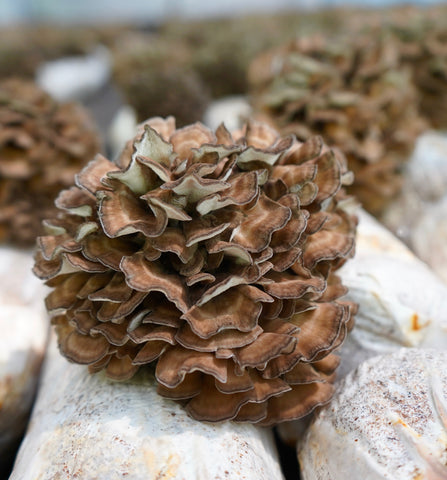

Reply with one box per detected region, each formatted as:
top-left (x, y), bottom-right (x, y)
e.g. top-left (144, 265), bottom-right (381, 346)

top-left (10, 336), bottom-right (285, 480)
top-left (299, 349), bottom-right (447, 480)
top-left (0, 247), bottom-right (49, 454)
top-left (337, 210), bottom-right (447, 379)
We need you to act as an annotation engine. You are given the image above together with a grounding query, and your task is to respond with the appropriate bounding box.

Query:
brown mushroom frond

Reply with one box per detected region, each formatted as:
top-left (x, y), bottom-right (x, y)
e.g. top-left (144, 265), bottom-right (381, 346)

top-left (60, 329), bottom-right (111, 365)
top-left (181, 286), bottom-right (264, 338)
top-left (98, 187), bottom-right (168, 238)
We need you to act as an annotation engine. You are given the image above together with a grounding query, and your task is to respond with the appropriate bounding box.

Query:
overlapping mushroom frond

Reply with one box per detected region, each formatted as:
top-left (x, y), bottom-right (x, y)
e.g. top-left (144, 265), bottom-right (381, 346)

top-left (0, 78), bottom-right (100, 246)
top-left (34, 116), bottom-right (357, 425)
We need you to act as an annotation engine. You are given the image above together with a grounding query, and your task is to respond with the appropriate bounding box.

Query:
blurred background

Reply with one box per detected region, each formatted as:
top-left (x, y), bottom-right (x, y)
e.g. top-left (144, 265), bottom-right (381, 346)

top-left (1, 0), bottom-right (446, 143)
top-left (0, 0), bottom-right (445, 24)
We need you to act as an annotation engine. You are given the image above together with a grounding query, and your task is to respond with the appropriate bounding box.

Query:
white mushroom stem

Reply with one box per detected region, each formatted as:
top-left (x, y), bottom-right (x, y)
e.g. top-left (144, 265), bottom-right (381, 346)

top-left (0, 247), bottom-right (49, 462)
top-left (10, 336), bottom-right (285, 480)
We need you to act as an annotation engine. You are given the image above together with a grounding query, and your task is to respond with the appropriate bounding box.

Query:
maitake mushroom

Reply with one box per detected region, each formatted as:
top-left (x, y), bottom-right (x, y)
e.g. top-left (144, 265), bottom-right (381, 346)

top-left (387, 7), bottom-right (447, 129)
top-left (335, 5), bottom-right (447, 129)
top-left (248, 34), bottom-right (426, 217)
top-left (33, 116), bottom-right (357, 425)
top-left (160, 12), bottom-right (352, 100)
top-left (0, 78), bottom-right (101, 246)
top-left (112, 34), bottom-right (210, 127)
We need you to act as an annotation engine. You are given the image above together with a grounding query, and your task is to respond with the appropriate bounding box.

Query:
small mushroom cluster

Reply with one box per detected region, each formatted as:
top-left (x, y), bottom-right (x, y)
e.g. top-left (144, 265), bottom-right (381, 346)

top-left (0, 78), bottom-right (100, 246)
top-left (112, 34), bottom-right (210, 127)
top-left (33, 117), bottom-right (356, 425)
top-left (390, 13), bottom-right (447, 129)
top-left (248, 34), bottom-right (426, 217)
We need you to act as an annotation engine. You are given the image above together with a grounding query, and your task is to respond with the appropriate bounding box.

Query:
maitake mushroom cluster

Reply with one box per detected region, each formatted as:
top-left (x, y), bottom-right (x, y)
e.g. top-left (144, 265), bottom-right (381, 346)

top-left (33, 116), bottom-right (357, 425)
top-left (160, 15), bottom-right (295, 100)
top-left (337, 5), bottom-right (447, 129)
top-left (112, 34), bottom-right (210, 127)
top-left (388, 10), bottom-right (447, 129)
top-left (248, 35), bottom-right (426, 216)
top-left (0, 79), bottom-right (101, 246)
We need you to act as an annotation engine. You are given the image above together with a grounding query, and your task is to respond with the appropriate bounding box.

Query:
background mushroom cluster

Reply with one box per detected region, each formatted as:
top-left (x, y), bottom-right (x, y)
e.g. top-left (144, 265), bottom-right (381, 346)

top-left (248, 34), bottom-right (426, 216)
top-left (0, 79), bottom-right (100, 246)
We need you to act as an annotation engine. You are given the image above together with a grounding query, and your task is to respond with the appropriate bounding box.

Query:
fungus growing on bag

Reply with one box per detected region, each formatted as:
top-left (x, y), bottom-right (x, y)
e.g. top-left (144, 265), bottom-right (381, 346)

top-left (112, 35), bottom-right (210, 127)
top-left (34, 116), bottom-right (357, 425)
top-left (390, 11), bottom-right (447, 129)
top-left (0, 78), bottom-right (100, 246)
top-left (248, 35), bottom-right (426, 217)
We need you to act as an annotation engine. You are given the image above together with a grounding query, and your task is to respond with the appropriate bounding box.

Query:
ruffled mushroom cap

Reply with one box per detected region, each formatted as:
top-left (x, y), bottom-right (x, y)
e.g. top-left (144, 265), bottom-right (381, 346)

top-left (112, 33), bottom-right (210, 127)
top-left (0, 78), bottom-right (101, 246)
top-left (248, 34), bottom-right (427, 217)
top-left (34, 116), bottom-right (357, 425)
